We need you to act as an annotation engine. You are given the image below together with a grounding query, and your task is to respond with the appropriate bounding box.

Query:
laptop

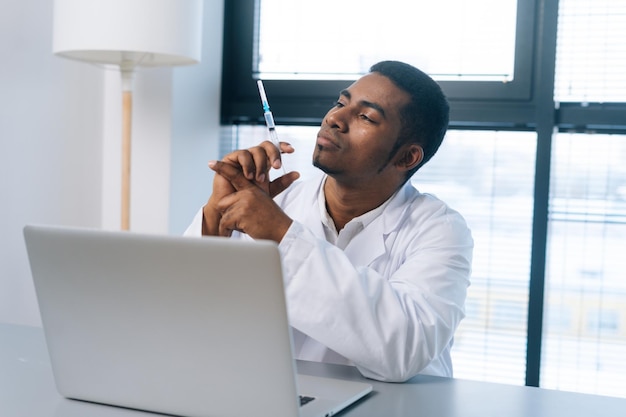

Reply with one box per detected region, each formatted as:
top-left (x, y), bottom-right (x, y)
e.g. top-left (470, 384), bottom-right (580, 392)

top-left (23, 224), bottom-right (372, 417)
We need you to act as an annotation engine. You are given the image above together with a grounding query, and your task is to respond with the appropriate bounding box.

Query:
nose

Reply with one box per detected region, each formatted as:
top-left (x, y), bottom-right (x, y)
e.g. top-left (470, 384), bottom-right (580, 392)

top-left (324, 106), bottom-right (348, 132)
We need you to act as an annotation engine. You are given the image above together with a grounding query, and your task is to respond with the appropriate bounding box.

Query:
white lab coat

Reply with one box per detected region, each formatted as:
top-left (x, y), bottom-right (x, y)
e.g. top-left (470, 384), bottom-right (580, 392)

top-left (185, 173), bottom-right (473, 382)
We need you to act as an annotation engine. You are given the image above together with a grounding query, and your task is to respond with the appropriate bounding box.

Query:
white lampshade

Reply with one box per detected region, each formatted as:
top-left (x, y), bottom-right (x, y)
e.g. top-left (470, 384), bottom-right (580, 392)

top-left (52, 0), bottom-right (203, 68)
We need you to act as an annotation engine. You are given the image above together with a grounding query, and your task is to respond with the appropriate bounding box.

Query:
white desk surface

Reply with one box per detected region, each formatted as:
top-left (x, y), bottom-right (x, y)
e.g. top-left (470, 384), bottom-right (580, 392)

top-left (3, 322), bottom-right (626, 417)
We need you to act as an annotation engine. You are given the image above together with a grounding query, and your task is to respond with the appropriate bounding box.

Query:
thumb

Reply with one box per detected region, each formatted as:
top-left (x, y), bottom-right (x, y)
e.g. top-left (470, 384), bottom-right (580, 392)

top-left (269, 171), bottom-right (300, 198)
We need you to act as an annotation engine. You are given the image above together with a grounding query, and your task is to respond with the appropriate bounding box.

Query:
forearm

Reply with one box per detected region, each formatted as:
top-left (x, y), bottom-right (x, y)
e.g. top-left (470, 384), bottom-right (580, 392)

top-left (201, 202), bottom-right (221, 236)
top-left (182, 204), bottom-right (222, 237)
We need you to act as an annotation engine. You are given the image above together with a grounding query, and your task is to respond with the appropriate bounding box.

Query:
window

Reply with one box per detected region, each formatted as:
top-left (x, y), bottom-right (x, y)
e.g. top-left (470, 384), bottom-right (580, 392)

top-left (219, 0), bottom-right (626, 398)
top-left (554, 0), bottom-right (626, 103)
top-left (542, 133), bottom-right (626, 398)
top-left (222, 126), bottom-right (538, 387)
top-left (416, 130), bottom-right (536, 385)
top-left (257, 0), bottom-right (518, 82)
top-left (540, 0), bottom-right (626, 398)
top-left (554, 0), bottom-right (626, 131)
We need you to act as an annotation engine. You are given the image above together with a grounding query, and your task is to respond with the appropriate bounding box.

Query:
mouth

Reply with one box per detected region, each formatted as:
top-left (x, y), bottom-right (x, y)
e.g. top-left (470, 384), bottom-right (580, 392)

top-left (316, 131), bottom-right (340, 150)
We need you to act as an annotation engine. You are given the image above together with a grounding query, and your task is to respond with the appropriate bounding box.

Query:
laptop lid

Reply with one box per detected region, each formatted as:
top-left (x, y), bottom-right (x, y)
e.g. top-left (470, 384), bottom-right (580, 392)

top-left (23, 224), bottom-right (371, 417)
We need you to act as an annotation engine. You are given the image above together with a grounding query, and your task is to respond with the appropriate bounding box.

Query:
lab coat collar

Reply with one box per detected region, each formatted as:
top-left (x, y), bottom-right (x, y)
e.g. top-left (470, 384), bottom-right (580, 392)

top-left (301, 176), bottom-right (417, 266)
top-left (299, 177), bottom-right (328, 239)
top-left (342, 182), bottom-right (415, 266)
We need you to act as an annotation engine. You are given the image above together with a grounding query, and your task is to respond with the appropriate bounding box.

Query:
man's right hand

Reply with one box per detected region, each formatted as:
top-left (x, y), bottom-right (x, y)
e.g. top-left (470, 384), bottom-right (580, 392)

top-left (201, 141), bottom-right (298, 236)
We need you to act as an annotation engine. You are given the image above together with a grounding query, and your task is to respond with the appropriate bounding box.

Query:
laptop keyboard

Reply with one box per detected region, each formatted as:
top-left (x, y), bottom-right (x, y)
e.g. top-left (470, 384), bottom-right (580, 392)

top-left (299, 395), bottom-right (316, 406)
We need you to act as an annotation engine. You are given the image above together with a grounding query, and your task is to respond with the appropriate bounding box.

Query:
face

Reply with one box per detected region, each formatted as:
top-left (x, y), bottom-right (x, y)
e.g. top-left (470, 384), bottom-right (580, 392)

top-left (313, 73), bottom-right (410, 186)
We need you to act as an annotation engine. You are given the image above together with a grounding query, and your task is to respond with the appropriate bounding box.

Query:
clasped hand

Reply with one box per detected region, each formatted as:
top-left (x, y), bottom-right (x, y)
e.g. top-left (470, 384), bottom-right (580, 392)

top-left (202, 140), bottom-right (300, 242)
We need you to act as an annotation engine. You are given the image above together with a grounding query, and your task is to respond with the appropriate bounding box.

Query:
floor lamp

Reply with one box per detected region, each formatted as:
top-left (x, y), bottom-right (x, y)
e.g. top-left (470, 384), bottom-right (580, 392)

top-left (52, 0), bottom-right (203, 230)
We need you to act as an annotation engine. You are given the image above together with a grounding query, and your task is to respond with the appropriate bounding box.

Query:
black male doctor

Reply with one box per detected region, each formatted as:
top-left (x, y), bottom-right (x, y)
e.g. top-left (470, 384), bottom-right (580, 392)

top-left (185, 61), bottom-right (473, 382)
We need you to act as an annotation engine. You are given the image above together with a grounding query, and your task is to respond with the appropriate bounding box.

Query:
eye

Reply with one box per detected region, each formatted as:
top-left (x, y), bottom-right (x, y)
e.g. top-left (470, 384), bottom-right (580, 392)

top-left (332, 100), bottom-right (345, 108)
top-left (359, 112), bottom-right (378, 124)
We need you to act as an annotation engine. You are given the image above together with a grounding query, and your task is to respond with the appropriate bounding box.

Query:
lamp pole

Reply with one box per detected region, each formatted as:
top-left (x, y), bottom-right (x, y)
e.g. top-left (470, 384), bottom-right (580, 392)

top-left (120, 64), bottom-right (134, 230)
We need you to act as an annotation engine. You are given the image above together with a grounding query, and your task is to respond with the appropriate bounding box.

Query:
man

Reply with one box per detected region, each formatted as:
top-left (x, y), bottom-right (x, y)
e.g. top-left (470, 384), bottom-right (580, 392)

top-left (186, 61), bottom-right (473, 382)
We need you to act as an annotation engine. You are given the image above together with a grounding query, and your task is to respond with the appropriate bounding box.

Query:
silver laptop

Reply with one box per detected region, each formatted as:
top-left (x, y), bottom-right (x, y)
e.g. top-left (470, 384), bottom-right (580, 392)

top-left (23, 224), bottom-right (372, 417)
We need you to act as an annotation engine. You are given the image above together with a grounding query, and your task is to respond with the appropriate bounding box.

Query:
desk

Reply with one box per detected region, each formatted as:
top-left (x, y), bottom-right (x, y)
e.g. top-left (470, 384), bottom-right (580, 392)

top-left (2, 322), bottom-right (626, 417)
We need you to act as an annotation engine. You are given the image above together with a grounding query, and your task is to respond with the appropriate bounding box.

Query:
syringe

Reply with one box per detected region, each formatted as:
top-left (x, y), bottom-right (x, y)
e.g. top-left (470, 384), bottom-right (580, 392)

top-left (256, 80), bottom-right (286, 173)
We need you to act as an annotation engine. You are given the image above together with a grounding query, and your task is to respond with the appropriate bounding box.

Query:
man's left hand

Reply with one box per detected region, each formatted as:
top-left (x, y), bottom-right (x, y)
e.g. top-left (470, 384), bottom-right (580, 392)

top-left (208, 160), bottom-right (299, 242)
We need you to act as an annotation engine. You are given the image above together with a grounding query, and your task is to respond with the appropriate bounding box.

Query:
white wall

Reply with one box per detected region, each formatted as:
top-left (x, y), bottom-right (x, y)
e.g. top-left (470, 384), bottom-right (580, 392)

top-left (169, 1), bottom-right (224, 235)
top-left (0, 0), bottom-right (224, 326)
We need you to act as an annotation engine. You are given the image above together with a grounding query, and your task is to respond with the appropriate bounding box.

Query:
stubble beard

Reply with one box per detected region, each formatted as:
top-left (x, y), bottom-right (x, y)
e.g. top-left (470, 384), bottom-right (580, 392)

top-left (312, 145), bottom-right (342, 176)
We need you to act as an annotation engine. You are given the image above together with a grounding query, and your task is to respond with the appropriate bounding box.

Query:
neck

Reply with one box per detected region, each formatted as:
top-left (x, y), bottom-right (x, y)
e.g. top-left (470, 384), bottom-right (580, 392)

top-left (323, 177), bottom-right (398, 231)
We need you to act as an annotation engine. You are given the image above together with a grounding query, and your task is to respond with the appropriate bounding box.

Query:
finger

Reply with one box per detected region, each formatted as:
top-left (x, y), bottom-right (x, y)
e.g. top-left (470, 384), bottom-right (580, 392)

top-left (258, 140), bottom-right (283, 170)
top-left (274, 142), bottom-right (295, 170)
top-left (216, 191), bottom-right (259, 237)
top-left (217, 207), bottom-right (236, 237)
top-left (251, 144), bottom-right (272, 182)
top-left (218, 222), bottom-right (233, 237)
top-left (222, 150), bottom-right (257, 181)
top-left (208, 160), bottom-right (254, 191)
top-left (279, 142), bottom-right (295, 154)
top-left (269, 171), bottom-right (300, 198)
top-left (262, 140), bottom-right (296, 170)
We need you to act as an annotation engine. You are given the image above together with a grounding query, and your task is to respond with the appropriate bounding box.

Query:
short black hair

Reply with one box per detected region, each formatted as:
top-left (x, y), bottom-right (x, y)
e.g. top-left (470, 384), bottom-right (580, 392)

top-left (369, 61), bottom-right (449, 179)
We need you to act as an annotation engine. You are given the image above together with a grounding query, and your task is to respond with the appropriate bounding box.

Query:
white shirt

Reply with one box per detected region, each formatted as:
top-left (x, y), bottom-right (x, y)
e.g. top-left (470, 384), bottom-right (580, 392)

top-left (185, 173), bottom-right (473, 382)
top-left (318, 176), bottom-right (393, 249)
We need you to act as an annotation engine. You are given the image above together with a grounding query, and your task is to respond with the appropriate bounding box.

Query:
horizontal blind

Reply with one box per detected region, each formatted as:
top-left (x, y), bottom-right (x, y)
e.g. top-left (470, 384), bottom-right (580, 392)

top-left (542, 133), bottom-right (626, 398)
top-left (554, 0), bottom-right (626, 102)
top-left (415, 130), bottom-right (536, 384)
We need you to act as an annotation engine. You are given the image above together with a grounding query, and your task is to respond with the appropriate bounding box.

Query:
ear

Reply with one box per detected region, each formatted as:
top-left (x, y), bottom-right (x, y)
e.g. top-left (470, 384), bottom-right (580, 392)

top-left (394, 144), bottom-right (424, 172)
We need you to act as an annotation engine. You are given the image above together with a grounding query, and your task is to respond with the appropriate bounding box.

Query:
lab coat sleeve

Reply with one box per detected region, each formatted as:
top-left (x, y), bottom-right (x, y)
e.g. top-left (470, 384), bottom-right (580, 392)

top-left (183, 208), bottom-right (248, 240)
top-left (278, 211), bottom-right (472, 382)
top-left (183, 208), bottom-right (204, 237)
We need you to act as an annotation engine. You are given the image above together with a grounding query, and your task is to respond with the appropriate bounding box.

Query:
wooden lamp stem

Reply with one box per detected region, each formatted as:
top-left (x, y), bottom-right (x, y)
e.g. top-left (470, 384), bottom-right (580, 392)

top-left (121, 67), bottom-right (134, 231)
